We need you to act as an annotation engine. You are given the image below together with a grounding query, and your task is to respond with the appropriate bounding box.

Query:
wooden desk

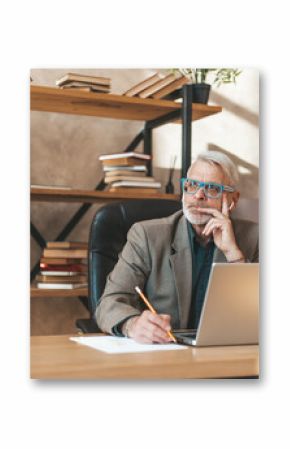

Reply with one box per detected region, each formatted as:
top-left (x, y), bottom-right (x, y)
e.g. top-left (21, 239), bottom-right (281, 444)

top-left (30, 334), bottom-right (259, 379)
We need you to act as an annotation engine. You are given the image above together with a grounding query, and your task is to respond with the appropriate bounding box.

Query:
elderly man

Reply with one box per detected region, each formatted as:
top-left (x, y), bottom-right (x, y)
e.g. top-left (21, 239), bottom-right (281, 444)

top-left (95, 151), bottom-right (258, 343)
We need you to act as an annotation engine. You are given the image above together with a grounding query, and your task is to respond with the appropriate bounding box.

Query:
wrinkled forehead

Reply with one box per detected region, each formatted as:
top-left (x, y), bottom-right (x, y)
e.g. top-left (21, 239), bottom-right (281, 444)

top-left (187, 160), bottom-right (228, 184)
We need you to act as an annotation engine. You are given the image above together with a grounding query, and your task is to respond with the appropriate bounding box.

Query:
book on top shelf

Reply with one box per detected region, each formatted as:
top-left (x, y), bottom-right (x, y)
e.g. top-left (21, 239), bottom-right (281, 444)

top-left (123, 73), bottom-right (164, 97)
top-left (61, 82), bottom-right (111, 93)
top-left (56, 73), bottom-right (111, 87)
top-left (36, 283), bottom-right (88, 290)
top-left (138, 74), bottom-right (178, 99)
top-left (61, 86), bottom-right (106, 93)
top-left (152, 76), bottom-right (188, 99)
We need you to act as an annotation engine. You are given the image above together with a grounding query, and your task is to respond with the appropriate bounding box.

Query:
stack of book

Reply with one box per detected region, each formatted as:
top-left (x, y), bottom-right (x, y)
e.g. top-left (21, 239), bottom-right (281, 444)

top-left (123, 72), bottom-right (188, 99)
top-left (36, 242), bottom-right (88, 290)
top-left (99, 152), bottom-right (161, 194)
top-left (56, 73), bottom-right (111, 93)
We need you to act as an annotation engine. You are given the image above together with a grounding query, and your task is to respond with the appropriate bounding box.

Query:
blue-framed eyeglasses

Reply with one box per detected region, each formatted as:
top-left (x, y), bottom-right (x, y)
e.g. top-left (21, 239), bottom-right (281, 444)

top-left (181, 178), bottom-right (235, 199)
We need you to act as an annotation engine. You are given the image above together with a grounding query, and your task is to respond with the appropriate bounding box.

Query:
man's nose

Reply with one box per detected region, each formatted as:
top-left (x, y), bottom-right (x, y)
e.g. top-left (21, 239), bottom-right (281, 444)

top-left (195, 186), bottom-right (206, 200)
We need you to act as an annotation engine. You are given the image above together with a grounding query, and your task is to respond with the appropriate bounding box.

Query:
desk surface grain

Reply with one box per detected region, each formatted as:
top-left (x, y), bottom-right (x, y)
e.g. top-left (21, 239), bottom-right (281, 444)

top-left (30, 334), bottom-right (259, 379)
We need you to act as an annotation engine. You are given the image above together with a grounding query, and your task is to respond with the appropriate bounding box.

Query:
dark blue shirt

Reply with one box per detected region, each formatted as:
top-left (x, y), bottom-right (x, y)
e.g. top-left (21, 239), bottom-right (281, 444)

top-left (186, 220), bottom-right (215, 329)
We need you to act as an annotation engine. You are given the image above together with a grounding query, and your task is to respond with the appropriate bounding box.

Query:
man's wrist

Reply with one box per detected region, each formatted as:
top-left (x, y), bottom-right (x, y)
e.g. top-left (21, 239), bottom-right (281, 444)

top-left (224, 247), bottom-right (245, 263)
top-left (122, 316), bottom-right (138, 338)
top-left (225, 249), bottom-right (246, 263)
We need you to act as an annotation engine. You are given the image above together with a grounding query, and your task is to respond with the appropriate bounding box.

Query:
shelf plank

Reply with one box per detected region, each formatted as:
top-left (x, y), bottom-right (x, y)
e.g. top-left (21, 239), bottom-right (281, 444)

top-left (31, 286), bottom-right (88, 297)
top-left (31, 85), bottom-right (222, 122)
top-left (31, 187), bottom-right (180, 203)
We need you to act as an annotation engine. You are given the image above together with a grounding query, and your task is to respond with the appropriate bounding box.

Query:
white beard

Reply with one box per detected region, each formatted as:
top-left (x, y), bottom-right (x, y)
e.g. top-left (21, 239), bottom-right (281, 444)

top-left (183, 203), bottom-right (211, 225)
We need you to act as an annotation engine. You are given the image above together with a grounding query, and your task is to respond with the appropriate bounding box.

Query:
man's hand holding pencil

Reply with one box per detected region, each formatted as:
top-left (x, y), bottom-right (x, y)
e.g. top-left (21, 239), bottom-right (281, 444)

top-left (121, 286), bottom-right (176, 344)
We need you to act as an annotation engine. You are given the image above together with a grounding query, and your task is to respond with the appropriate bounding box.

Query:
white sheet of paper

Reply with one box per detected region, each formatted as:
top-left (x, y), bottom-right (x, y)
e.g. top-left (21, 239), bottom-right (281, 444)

top-left (70, 336), bottom-right (186, 354)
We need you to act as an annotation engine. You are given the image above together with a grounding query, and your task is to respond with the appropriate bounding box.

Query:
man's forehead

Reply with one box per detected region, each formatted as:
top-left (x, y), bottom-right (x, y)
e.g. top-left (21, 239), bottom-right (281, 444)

top-left (188, 160), bottom-right (226, 182)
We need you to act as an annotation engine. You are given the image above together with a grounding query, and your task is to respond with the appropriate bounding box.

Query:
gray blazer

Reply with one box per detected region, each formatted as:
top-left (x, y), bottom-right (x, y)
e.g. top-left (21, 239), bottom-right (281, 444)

top-left (95, 210), bottom-right (259, 333)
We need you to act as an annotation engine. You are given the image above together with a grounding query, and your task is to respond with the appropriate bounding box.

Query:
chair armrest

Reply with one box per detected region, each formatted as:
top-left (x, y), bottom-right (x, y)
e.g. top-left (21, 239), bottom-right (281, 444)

top-left (75, 318), bottom-right (100, 333)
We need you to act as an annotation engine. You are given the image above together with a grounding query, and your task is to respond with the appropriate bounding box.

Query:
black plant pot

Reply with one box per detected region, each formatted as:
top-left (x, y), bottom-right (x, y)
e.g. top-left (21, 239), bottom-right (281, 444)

top-left (165, 179), bottom-right (174, 194)
top-left (191, 83), bottom-right (211, 104)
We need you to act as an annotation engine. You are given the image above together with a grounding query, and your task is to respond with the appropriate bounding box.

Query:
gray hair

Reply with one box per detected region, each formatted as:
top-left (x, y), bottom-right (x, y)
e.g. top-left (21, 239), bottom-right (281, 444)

top-left (190, 151), bottom-right (239, 186)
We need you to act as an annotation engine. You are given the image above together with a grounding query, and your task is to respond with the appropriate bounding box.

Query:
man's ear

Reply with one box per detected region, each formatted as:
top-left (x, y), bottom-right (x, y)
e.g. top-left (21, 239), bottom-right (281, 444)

top-left (229, 191), bottom-right (240, 211)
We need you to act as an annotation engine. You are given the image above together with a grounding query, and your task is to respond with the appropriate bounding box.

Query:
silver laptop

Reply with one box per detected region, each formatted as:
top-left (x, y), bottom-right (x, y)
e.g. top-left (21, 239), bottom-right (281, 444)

top-left (174, 263), bottom-right (259, 346)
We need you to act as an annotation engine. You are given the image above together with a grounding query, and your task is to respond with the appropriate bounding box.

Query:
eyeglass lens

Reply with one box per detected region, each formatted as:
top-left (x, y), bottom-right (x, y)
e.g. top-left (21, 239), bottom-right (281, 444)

top-left (183, 180), bottom-right (222, 198)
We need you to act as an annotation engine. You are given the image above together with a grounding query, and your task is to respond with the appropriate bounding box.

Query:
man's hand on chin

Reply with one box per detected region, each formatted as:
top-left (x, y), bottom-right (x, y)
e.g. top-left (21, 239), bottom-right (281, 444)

top-left (196, 194), bottom-right (245, 262)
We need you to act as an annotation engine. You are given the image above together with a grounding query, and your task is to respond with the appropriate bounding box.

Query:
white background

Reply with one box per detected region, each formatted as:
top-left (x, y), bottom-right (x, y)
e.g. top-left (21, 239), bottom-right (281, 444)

top-left (1, 1), bottom-right (289, 448)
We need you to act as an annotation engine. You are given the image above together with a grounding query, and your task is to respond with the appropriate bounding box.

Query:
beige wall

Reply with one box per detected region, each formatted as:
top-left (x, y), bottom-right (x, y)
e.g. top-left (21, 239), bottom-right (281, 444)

top-left (30, 68), bottom-right (259, 335)
top-left (153, 69), bottom-right (259, 198)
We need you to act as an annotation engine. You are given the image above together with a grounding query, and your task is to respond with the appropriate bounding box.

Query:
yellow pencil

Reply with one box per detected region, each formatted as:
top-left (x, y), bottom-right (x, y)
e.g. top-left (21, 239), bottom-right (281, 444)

top-left (135, 286), bottom-right (177, 343)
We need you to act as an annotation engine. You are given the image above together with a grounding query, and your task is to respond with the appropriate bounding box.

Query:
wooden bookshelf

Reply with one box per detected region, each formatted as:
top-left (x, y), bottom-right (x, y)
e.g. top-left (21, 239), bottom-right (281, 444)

top-left (31, 85), bottom-right (222, 122)
top-left (31, 286), bottom-right (88, 297)
top-left (30, 81), bottom-right (223, 337)
top-left (31, 187), bottom-right (180, 203)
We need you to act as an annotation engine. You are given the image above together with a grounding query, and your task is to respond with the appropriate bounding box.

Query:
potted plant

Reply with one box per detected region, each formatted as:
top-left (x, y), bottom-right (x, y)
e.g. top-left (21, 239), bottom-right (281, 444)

top-left (171, 68), bottom-right (242, 104)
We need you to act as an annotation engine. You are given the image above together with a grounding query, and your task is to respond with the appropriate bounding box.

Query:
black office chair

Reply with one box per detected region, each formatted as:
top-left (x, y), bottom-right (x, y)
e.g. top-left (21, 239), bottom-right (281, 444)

top-left (76, 199), bottom-right (182, 333)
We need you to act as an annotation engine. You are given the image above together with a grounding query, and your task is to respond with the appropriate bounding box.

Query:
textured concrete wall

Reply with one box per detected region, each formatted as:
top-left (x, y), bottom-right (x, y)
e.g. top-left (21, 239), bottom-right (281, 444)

top-left (30, 68), bottom-right (259, 335)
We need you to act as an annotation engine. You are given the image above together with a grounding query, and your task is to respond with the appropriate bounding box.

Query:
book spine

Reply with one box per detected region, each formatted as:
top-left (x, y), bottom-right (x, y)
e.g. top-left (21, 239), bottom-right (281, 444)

top-left (42, 249), bottom-right (88, 258)
top-left (56, 74), bottom-right (111, 87)
top-left (123, 73), bottom-right (163, 96)
top-left (102, 159), bottom-right (150, 167)
top-left (152, 76), bottom-right (188, 99)
top-left (46, 241), bottom-right (88, 249)
top-left (99, 152), bottom-right (151, 161)
top-left (108, 188), bottom-right (159, 194)
top-left (105, 176), bottom-right (155, 183)
top-left (138, 74), bottom-right (177, 98)
top-left (36, 283), bottom-right (88, 289)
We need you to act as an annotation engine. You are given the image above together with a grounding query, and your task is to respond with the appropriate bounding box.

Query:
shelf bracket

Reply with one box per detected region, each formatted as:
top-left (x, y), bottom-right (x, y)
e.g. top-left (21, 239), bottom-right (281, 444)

top-left (124, 130), bottom-right (144, 152)
top-left (145, 110), bottom-right (181, 130)
top-left (31, 222), bottom-right (46, 249)
top-left (143, 125), bottom-right (152, 176)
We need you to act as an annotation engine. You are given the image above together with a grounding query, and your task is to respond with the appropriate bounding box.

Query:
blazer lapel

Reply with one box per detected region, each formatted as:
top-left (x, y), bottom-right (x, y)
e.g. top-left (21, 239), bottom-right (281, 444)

top-left (169, 215), bottom-right (192, 328)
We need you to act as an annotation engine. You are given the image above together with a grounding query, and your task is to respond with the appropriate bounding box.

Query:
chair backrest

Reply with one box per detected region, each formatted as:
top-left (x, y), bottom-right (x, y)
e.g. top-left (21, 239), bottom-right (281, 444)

top-left (88, 199), bottom-right (181, 315)
top-left (231, 198), bottom-right (259, 224)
